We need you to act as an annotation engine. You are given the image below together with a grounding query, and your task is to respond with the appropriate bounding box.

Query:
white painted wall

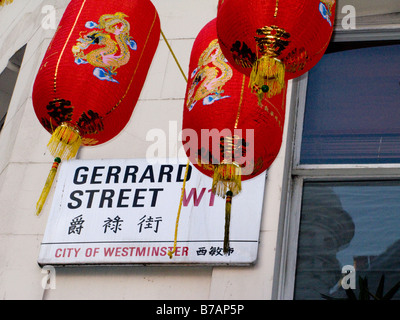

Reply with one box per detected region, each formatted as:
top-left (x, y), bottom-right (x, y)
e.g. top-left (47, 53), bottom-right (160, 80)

top-left (0, 0), bottom-right (285, 300)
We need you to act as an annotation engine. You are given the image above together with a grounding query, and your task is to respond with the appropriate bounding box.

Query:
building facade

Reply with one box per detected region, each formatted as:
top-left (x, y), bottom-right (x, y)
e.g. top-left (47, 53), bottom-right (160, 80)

top-left (0, 0), bottom-right (399, 300)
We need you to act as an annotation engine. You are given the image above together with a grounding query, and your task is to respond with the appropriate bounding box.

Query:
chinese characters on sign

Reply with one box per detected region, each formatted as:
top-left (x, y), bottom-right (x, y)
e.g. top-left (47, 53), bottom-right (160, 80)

top-left (68, 215), bottom-right (84, 235)
top-left (197, 246), bottom-right (234, 256)
top-left (68, 214), bottom-right (164, 235)
top-left (103, 216), bottom-right (123, 234)
top-left (138, 215), bottom-right (162, 233)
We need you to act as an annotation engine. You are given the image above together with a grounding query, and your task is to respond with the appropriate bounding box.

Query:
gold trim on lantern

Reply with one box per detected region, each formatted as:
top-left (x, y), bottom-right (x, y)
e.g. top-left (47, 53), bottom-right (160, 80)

top-left (274, 0), bottom-right (280, 17)
top-left (255, 25), bottom-right (290, 57)
top-left (250, 25), bottom-right (290, 102)
top-left (48, 123), bottom-right (82, 160)
top-left (212, 161), bottom-right (242, 198)
top-left (0, 0), bottom-right (13, 7)
top-left (234, 74), bottom-right (246, 129)
top-left (106, 10), bottom-right (159, 116)
top-left (250, 55), bottom-right (286, 102)
top-left (197, 135), bottom-right (245, 198)
top-left (54, 0), bottom-right (88, 93)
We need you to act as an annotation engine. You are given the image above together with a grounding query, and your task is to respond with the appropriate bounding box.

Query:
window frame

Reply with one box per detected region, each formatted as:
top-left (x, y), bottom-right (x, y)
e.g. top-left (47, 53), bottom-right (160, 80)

top-left (276, 25), bottom-right (400, 300)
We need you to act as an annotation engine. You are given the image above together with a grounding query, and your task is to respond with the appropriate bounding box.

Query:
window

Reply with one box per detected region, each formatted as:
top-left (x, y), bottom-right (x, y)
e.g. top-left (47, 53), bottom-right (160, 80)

top-left (279, 35), bottom-right (400, 300)
top-left (300, 43), bottom-right (400, 165)
top-left (295, 180), bottom-right (400, 300)
top-left (0, 45), bottom-right (26, 131)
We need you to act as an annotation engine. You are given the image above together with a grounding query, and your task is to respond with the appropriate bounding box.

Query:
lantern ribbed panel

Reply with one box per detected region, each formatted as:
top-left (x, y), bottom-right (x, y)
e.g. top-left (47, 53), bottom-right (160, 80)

top-left (217, 0), bottom-right (335, 80)
top-left (33, 0), bottom-right (160, 147)
top-left (182, 19), bottom-right (287, 186)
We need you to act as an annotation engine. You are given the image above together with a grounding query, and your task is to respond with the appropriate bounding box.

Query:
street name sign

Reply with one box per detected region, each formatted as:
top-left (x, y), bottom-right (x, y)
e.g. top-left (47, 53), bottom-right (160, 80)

top-left (38, 158), bottom-right (266, 266)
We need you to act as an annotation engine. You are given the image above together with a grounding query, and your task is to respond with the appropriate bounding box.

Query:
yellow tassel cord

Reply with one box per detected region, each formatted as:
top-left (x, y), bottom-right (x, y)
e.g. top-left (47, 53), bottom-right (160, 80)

top-left (224, 191), bottom-right (233, 254)
top-left (36, 158), bottom-right (61, 216)
top-left (36, 124), bottom-right (82, 216)
top-left (250, 55), bottom-right (285, 104)
top-left (0, 0), bottom-right (13, 6)
top-left (161, 28), bottom-right (191, 259)
top-left (168, 159), bottom-right (191, 259)
top-left (160, 29), bottom-right (188, 83)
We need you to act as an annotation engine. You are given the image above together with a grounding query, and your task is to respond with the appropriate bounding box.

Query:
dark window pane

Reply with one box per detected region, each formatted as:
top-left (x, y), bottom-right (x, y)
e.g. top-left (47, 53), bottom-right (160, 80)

top-left (0, 45), bottom-right (26, 131)
top-left (294, 181), bottom-right (400, 300)
top-left (300, 44), bottom-right (400, 164)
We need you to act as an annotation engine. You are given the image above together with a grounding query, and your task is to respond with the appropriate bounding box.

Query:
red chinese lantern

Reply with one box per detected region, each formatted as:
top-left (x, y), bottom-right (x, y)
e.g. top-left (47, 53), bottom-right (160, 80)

top-left (32, 0), bottom-right (160, 215)
top-left (217, 0), bottom-right (335, 102)
top-left (182, 19), bottom-right (287, 252)
top-left (0, 0), bottom-right (13, 6)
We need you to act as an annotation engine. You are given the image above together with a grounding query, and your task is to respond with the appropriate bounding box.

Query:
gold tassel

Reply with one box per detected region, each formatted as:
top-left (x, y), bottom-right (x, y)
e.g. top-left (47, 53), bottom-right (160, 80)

top-left (212, 162), bottom-right (242, 198)
top-left (211, 163), bottom-right (240, 254)
top-left (0, 0), bottom-right (13, 6)
top-left (211, 162), bottom-right (241, 254)
top-left (36, 158), bottom-right (61, 216)
top-left (36, 123), bottom-right (82, 216)
top-left (224, 191), bottom-right (233, 254)
top-left (250, 55), bottom-right (285, 104)
top-left (47, 123), bottom-right (82, 160)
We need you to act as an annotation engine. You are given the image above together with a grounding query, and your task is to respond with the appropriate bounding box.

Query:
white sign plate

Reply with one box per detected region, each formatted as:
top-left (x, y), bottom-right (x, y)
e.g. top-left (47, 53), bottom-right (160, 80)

top-left (38, 158), bottom-right (266, 266)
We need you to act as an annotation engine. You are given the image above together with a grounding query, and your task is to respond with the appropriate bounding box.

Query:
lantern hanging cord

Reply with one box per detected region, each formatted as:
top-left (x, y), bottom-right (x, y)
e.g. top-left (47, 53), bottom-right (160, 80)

top-left (160, 29), bottom-right (188, 83)
top-left (161, 28), bottom-right (190, 259)
top-left (168, 157), bottom-right (190, 259)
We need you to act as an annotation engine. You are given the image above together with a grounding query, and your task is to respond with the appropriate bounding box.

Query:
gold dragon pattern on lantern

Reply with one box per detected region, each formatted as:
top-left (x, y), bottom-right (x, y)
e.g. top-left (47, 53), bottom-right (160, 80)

top-left (186, 39), bottom-right (233, 111)
top-left (72, 12), bottom-right (137, 83)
